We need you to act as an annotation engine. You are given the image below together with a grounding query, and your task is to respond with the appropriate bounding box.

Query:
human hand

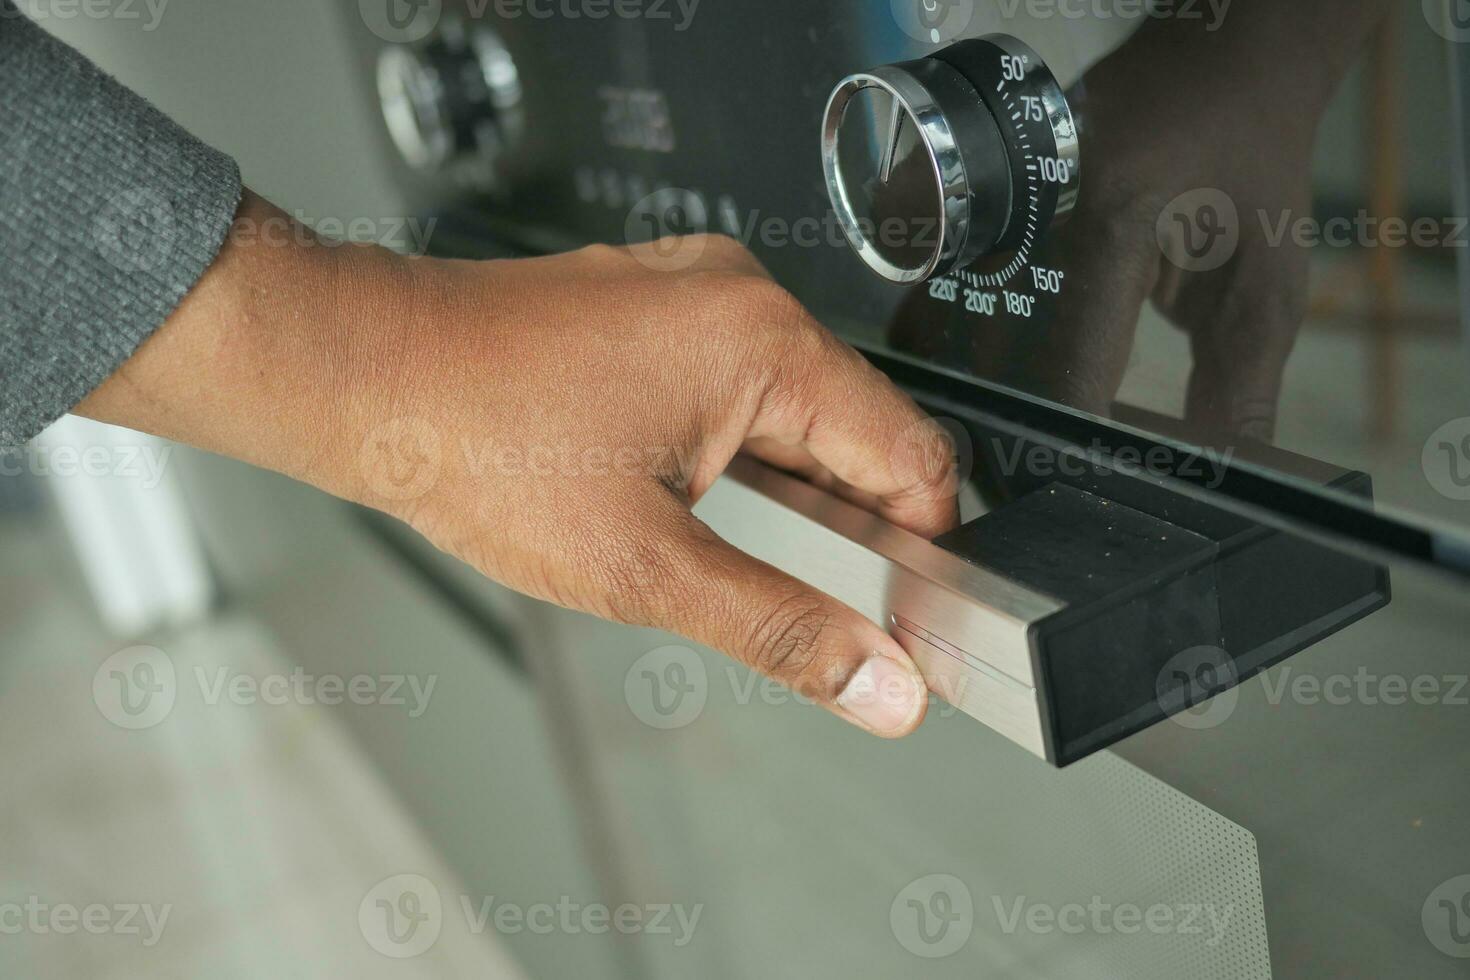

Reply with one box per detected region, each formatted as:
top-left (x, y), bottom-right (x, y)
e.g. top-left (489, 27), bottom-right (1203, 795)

top-left (78, 192), bottom-right (960, 737)
top-left (1033, 22), bottom-right (1322, 440)
top-left (902, 2), bottom-right (1390, 441)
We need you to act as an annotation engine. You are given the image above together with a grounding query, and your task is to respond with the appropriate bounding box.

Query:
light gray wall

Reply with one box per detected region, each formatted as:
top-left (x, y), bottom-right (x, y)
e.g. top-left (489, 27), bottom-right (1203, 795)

top-left (36, 0), bottom-right (408, 222)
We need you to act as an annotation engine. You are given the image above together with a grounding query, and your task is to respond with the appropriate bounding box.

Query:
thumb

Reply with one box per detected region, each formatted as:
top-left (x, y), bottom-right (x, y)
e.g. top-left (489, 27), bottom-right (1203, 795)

top-left (607, 493), bottom-right (929, 738)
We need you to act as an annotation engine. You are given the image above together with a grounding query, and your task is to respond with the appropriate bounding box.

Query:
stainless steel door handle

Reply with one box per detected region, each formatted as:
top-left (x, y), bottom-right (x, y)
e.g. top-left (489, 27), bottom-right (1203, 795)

top-left (695, 455), bottom-right (1062, 759)
top-left (696, 455), bottom-right (1389, 766)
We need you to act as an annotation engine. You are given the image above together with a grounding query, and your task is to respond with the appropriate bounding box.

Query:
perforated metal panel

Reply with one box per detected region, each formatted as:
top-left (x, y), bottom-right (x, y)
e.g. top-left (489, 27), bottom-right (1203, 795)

top-left (906, 748), bottom-right (1272, 977)
top-left (1045, 752), bottom-right (1273, 979)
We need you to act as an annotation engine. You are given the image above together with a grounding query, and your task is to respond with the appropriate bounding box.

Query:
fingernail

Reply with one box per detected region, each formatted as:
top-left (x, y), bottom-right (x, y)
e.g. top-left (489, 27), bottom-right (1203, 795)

top-left (837, 655), bottom-right (925, 736)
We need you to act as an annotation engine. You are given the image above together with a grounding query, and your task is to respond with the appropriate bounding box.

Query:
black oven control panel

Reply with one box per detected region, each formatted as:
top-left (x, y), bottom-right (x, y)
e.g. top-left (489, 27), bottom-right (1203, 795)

top-left (362, 4), bottom-right (1111, 384)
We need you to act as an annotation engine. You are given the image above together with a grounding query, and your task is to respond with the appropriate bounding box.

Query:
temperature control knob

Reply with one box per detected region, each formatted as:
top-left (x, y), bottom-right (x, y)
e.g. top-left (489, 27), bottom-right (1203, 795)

top-left (377, 22), bottom-right (523, 183)
top-left (820, 36), bottom-right (1079, 285)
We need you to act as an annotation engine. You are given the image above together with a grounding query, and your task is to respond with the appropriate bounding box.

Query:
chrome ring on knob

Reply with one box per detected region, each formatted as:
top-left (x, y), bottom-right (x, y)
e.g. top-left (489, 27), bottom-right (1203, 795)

top-left (377, 44), bottom-right (452, 172)
top-left (821, 67), bottom-right (971, 285)
top-left (821, 36), bottom-right (1081, 287)
top-left (376, 23), bottom-right (522, 180)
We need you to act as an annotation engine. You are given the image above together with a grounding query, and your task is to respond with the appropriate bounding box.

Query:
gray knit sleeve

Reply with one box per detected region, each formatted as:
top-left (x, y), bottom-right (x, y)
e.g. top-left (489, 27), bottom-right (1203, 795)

top-left (0, 3), bottom-right (243, 444)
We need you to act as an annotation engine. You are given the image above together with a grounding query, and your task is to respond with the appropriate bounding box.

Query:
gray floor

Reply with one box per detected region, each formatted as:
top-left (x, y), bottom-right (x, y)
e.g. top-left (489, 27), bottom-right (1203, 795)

top-left (0, 506), bottom-right (524, 979)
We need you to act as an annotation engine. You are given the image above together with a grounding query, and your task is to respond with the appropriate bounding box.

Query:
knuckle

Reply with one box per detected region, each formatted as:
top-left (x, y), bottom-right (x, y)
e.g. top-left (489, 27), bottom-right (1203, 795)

top-left (689, 274), bottom-right (805, 351)
top-left (577, 242), bottom-right (630, 266)
top-left (892, 420), bottom-right (963, 502)
top-left (783, 307), bottom-right (834, 361)
top-left (745, 593), bottom-right (835, 685)
top-left (726, 279), bottom-right (829, 357)
top-left (692, 232), bottom-right (749, 260)
top-left (719, 275), bottom-right (797, 325)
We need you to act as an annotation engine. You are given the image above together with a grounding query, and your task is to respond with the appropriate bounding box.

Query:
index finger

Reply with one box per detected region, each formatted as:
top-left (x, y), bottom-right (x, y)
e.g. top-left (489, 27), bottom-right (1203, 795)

top-left (746, 310), bottom-right (962, 540)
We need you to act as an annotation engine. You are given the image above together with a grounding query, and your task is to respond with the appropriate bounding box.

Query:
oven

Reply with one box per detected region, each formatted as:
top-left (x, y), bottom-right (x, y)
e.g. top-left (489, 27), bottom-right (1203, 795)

top-left (342, 2), bottom-right (1470, 975)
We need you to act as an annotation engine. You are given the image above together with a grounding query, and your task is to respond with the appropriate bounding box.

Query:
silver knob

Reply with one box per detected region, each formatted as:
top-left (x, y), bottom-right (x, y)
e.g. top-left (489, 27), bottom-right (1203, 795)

top-left (377, 21), bottom-right (523, 184)
top-left (821, 35), bottom-right (1079, 285)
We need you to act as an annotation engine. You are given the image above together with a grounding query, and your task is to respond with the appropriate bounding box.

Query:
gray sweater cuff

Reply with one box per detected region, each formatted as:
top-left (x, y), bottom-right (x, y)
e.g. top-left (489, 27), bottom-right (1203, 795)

top-left (1, 4), bottom-right (244, 444)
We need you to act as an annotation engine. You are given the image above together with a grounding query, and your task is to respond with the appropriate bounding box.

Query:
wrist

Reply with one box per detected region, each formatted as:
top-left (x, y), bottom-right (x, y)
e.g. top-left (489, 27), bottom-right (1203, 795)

top-left (77, 191), bottom-right (424, 502)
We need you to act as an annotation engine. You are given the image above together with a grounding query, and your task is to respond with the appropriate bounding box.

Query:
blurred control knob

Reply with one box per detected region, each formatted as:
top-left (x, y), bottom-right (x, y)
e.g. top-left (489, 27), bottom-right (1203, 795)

top-left (377, 21), bottom-right (523, 183)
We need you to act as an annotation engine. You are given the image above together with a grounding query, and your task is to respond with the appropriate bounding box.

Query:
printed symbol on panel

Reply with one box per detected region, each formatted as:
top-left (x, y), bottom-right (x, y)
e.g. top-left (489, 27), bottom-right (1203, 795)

top-left (892, 0), bottom-right (976, 45)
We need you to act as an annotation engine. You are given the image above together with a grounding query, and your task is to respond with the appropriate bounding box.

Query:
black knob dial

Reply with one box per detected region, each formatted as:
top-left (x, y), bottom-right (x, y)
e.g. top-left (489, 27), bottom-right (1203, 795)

top-left (821, 35), bottom-right (1079, 285)
top-left (377, 22), bottom-right (523, 184)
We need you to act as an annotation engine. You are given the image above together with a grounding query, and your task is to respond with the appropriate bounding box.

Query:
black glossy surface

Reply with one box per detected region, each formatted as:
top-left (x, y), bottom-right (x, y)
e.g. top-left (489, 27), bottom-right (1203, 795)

top-left (407, 0), bottom-right (1469, 572)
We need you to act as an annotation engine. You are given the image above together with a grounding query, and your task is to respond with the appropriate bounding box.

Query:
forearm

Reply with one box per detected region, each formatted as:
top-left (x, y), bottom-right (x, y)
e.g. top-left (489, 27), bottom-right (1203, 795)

top-left (74, 191), bottom-right (419, 502)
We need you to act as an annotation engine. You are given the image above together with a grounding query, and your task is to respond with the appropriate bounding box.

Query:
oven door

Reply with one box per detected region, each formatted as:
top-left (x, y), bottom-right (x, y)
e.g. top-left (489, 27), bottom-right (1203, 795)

top-left (348, 2), bottom-right (1470, 976)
